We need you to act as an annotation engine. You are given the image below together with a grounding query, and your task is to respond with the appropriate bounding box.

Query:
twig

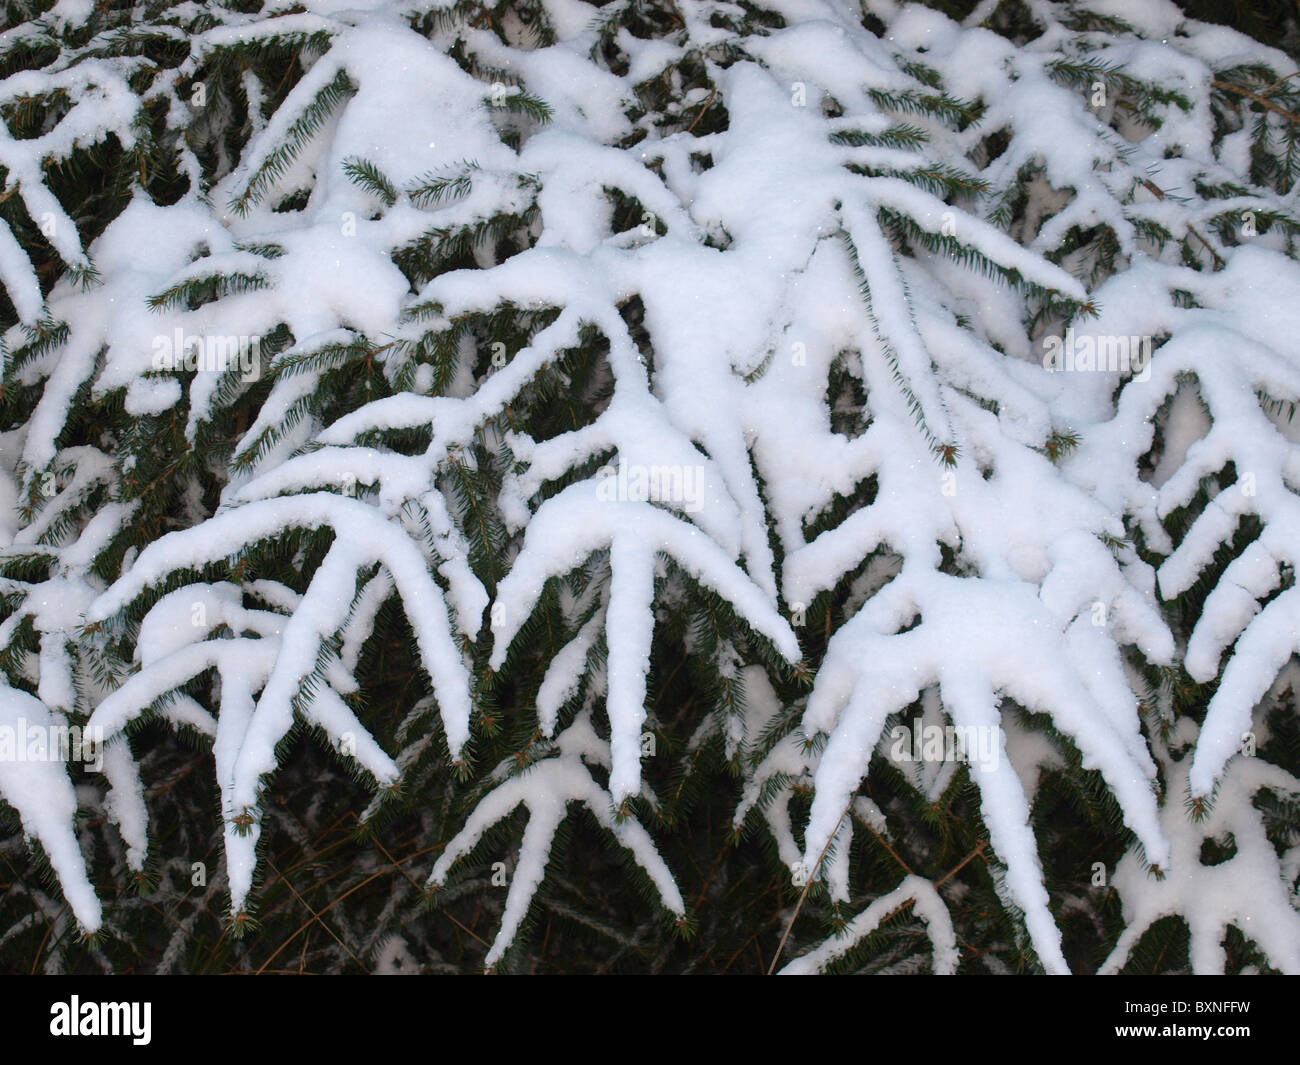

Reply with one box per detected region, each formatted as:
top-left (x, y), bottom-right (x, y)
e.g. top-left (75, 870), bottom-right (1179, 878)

top-left (1259, 71), bottom-right (1300, 96)
top-left (858, 813), bottom-right (913, 877)
top-left (29, 903), bottom-right (67, 974)
top-left (684, 88), bottom-right (717, 135)
top-left (1139, 178), bottom-right (1225, 270)
top-left (840, 841), bottom-right (988, 966)
top-left (255, 842), bottom-right (441, 973)
top-left (1212, 78), bottom-right (1300, 125)
top-left (366, 830), bottom-right (490, 949)
top-left (766, 793), bottom-right (855, 974)
top-left (265, 859), bottom-right (365, 970)
top-left (935, 840), bottom-right (986, 887)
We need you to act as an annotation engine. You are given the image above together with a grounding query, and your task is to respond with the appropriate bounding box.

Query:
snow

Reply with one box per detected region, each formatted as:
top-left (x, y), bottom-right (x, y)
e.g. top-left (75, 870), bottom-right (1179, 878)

top-left (0, 224), bottom-right (43, 326)
top-left (1103, 734), bottom-right (1300, 975)
top-left (0, 683), bottom-right (101, 932)
top-left (5, 0), bottom-right (1300, 973)
top-left (491, 480), bottom-right (798, 802)
top-left (781, 874), bottom-right (958, 975)
top-left (426, 712), bottom-right (683, 970)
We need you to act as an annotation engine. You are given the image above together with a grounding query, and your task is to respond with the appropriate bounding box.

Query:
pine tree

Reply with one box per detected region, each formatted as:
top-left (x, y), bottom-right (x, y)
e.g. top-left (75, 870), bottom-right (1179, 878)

top-left (1, 0), bottom-right (1298, 975)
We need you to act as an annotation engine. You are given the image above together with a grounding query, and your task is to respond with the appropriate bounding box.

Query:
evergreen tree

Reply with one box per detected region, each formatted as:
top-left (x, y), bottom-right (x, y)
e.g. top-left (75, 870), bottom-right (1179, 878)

top-left (1, 0), bottom-right (1298, 975)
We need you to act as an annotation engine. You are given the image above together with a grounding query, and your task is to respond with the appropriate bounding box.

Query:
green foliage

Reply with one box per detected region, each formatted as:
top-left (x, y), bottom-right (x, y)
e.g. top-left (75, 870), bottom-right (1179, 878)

top-left (0, 0), bottom-right (1297, 977)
